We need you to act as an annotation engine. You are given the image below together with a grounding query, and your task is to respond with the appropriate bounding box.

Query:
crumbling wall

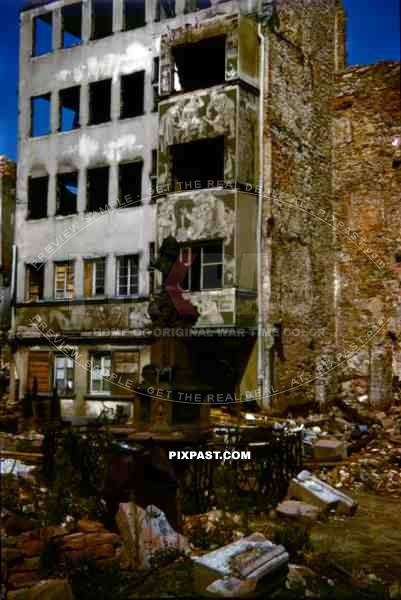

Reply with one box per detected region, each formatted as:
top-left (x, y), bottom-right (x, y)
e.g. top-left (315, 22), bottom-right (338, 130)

top-left (333, 61), bottom-right (401, 408)
top-left (262, 0), bottom-right (340, 409)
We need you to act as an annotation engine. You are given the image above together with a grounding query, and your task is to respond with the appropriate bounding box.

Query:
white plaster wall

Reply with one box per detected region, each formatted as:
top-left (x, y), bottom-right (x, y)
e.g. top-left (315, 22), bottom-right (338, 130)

top-left (17, 0), bottom-right (238, 302)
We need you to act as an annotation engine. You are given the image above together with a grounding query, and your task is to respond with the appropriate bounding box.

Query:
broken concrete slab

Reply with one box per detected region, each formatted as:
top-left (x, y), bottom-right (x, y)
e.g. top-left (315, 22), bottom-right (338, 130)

top-left (116, 502), bottom-right (189, 570)
top-left (289, 470), bottom-right (357, 515)
top-left (192, 532), bottom-right (289, 596)
top-left (276, 500), bottom-right (324, 523)
top-left (313, 438), bottom-right (347, 461)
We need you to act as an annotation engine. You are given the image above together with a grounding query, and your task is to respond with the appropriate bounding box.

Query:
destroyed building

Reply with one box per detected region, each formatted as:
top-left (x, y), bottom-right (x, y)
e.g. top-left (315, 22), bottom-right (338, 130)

top-left (9, 0), bottom-right (401, 419)
top-left (0, 156), bottom-right (16, 366)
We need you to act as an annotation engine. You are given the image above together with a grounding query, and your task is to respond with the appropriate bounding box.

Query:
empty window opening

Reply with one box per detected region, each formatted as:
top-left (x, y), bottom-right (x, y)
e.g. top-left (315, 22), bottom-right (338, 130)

top-left (59, 86), bottom-right (80, 132)
top-left (54, 261), bottom-right (74, 300)
top-left (28, 176), bottom-right (48, 219)
top-left (26, 264), bottom-right (44, 302)
top-left (56, 172), bottom-right (78, 216)
top-left (91, 0), bottom-right (113, 40)
top-left (116, 255), bottom-right (139, 296)
top-left (171, 137), bottom-right (224, 191)
top-left (152, 57), bottom-right (160, 112)
top-left (84, 258), bottom-right (106, 297)
top-left (149, 242), bottom-right (155, 294)
top-left (180, 241), bottom-right (223, 291)
top-left (150, 149), bottom-right (157, 196)
top-left (121, 71), bottom-right (145, 119)
top-left (119, 162), bottom-right (142, 207)
top-left (54, 354), bottom-right (75, 395)
top-left (123, 0), bottom-right (145, 30)
top-left (62, 3), bottom-right (82, 48)
top-left (33, 12), bottom-right (53, 56)
top-left (155, 0), bottom-right (176, 21)
top-left (173, 35), bottom-right (226, 92)
top-left (31, 94), bottom-right (51, 137)
top-left (90, 353), bottom-right (111, 394)
top-left (184, 0), bottom-right (212, 12)
top-left (89, 79), bottom-right (112, 125)
top-left (87, 166), bottom-right (109, 211)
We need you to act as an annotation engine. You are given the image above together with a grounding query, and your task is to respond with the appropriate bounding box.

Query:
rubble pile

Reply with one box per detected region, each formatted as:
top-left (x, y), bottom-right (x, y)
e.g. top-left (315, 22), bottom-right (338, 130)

top-left (1, 517), bottom-right (122, 592)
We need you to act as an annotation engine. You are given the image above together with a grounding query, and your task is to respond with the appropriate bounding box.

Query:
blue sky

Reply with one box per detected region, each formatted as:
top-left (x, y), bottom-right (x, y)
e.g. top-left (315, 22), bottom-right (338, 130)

top-left (0, 0), bottom-right (399, 159)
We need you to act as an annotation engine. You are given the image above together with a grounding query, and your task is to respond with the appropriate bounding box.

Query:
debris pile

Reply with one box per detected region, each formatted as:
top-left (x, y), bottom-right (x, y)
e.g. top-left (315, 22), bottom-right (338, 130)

top-left (1, 517), bottom-right (121, 592)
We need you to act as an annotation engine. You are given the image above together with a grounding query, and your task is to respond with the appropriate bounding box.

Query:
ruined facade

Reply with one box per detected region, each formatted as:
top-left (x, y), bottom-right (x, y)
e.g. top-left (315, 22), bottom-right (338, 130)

top-left (11, 0), bottom-right (401, 418)
top-left (0, 157), bottom-right (16, 364)
top-left (333, 61), bottom-right (401, 408)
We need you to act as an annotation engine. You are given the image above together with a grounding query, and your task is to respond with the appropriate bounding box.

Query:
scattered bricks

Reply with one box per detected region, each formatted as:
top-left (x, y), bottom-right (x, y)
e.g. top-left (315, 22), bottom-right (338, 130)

top-left (20, 540), bottom-right (45, 557)
top-left (83, 532), bottom-right (121, 547)
top-left (88, 543), bottom-right (115, 560)
top-left (40, 526), bottom-right (66, 539)
top-left (313, 438), bottom-right (347, 461)
top-left (78, 519), bottom-right (106, 533)
top-left (58, 533), bottom-right (85, 550)
top-left (8, 571), bottom-right (41, 590)
top-left (3, 547), bottom-right (24, 563)
top-left (276, 500), bottom-right (323, 523)
top-left (9, 557), bottom-right (41, 572)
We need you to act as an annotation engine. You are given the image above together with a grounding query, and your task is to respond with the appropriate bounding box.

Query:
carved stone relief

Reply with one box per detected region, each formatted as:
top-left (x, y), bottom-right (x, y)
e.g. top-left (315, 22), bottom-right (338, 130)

top-left (157, 191), bottom-right (236, 247)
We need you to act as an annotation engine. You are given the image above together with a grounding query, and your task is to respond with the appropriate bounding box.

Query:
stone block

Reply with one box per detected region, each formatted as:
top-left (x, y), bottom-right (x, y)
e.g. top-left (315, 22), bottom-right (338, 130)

top-left (289, 470), bottom-right (357, 515)
top-left (276, 500), bottom-right (323, 523)
top-left (192, 533), bottom-right (289, 596)
top-left (313, 438), bottom-right (347, 461)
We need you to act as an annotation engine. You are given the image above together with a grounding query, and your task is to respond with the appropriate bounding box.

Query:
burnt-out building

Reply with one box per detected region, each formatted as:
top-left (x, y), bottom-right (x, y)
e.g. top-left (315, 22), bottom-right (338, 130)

top-left (11, 0), bottom-right (401, 420)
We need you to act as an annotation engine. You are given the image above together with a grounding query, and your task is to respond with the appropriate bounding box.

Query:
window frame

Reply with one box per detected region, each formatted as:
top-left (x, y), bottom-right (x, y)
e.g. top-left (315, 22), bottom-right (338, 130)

top-left (179, 241), bottom-right (224, 291)
top-left (89, 352), bottom-right (112, 395)
top-left (116, 254), bottom-right (140, 297)
top-left (84, 257), bottom-right (106, 298)
top-left (25, 263), bottom-right (45, 302)
top-left (54, 261), bottom-right (75, 300)
top-left (54, 353), bottom-right (75, 396)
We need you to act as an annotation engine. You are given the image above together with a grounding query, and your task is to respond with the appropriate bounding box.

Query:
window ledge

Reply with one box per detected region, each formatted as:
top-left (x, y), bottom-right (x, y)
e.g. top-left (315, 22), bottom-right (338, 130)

top-left (55, 213), bottom-right (78, 219)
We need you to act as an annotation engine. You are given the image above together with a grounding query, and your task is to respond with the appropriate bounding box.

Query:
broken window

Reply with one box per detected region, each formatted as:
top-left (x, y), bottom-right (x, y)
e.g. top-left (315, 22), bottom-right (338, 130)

top-left (120, 71), bottom-right (145, 119)
top-left (56, 172), bottom-right (78, 216)
top-left (91, 0), bottom-right (113, 40)
top-left (116, 255), bottom-right (139, 296)
top-left (54, 354), bottom-right (75, 395)
top-left (123, 0), bottom-right (145, 30)
top-left (171, 136), bottom-right (224, 191)
top-left (152, 57), bottom-right (160, 112)
top-left (155, 0), bottom-right (176, 21)
top-left (119, 161), bottom-right (142, 207)
top-left (89, 353), bottom-right (111, 394)
top-left (32, 12), bottom-right (53, 56)
top-left (148, 242), bottom-right (155, 294)
top-left (31, 94), bottom-right (51, 137)
top-left (150, 149), bottom-right (157, 197)
top-left (89, 79), bottom-right (112, 125)
top-left (180, 241), bottom-right (223, 291)
top-left (28, 175), bottom-right (48, 219)
top-left (184, 0), bottom-right (211, 12)
top-left (26, 264), bottom-right (44, 302)
top-left (59, 86), bottom-right (80, 132)
top-left (84, 258), bottom-right (106, 297)
top-left (54, 261), bottom-right (74, 299)
top-left (87, 166), bottom-right (109, 211)
top-left (61, 3), bottom-right (82, 49)
top-left (173, 35), bottom-right (226, 92)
